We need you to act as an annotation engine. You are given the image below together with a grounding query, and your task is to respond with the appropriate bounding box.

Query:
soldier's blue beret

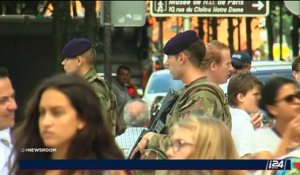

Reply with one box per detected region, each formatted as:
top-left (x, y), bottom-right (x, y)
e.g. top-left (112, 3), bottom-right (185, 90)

top-left (231, 51), bottom-right (252, 68)
top-left (164, 30), bottom-right (199, 55)
top-left (61, 38), bottom-right (92, 58)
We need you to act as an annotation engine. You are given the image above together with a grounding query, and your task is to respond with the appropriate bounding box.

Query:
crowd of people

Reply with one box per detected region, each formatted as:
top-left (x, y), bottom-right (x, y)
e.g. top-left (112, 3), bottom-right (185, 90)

top-left (1, 30), bottom-right (300, 175)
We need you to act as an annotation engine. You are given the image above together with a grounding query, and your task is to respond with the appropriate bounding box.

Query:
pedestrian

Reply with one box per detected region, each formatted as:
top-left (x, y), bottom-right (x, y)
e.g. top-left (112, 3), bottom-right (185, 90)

top-left (131, 30), bottom-right (231, 160)
top-left (166, 115), bottom-right (246, 175)
top-left (116, 99), bottom-right (150, 157)
top-left (254, 76), bottom-right (300, 159)
top-left (0, 67), bottom-right (17, 175)
top-left (112, 65), bottom-right (134, 135)
top-left (201, 40), bottom-right (233, 85)
top-left (61, 38), bottom-right (117, 135)
top-left (228, 73), bottom-right (263, 158)
top-left (10, 73), bottom-right (126, 175)
top-left (219, 51), bottom-right (263, 129)
top-left (291, 55), bottom-right (300, 83)
top-left (219, 51), bottom-right (252, 94)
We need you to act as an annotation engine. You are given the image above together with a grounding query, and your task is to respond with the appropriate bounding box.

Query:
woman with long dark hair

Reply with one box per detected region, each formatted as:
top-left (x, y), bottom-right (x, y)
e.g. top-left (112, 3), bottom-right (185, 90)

top-left (10, 73), bottom-right (125, 175)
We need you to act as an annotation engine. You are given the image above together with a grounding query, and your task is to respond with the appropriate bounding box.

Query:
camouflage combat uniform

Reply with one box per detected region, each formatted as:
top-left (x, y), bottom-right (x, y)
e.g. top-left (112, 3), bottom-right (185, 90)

top-left (147, 76), bottom-right (231, 153)
top-left (84, 67), bottom-right (117, 136)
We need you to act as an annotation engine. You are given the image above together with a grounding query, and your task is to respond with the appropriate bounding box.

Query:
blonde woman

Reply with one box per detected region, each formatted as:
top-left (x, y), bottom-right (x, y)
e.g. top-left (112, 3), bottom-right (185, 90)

top-left (166, 116), bottom-right (246, 175)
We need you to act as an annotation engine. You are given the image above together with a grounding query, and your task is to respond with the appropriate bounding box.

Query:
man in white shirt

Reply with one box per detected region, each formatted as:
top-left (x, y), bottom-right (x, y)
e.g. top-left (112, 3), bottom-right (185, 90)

top-left (115, 99), bottom-right (150, 158)
top-left (0, 67), bottom-right (17, 175)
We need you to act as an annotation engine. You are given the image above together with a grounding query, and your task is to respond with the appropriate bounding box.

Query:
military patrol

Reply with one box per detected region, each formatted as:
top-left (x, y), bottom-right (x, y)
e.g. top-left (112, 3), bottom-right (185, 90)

top-left (131, 30), bottom-right (231, 160)
top-left (61, 38), bottom-right (117, 135)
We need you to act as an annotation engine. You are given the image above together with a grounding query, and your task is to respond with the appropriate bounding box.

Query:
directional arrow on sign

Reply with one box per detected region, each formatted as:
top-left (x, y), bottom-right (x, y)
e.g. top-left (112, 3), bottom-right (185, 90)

top-left (150, 1), bottom-right (269, 17)
top-left (252, 1), bottom-right (264, 11)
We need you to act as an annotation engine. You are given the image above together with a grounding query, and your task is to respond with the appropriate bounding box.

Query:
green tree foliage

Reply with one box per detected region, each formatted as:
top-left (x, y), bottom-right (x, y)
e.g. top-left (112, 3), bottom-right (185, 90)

top-left (267, 1), bottom-right (299, 59)
top-left (0, 1), bottom-right (43, 15)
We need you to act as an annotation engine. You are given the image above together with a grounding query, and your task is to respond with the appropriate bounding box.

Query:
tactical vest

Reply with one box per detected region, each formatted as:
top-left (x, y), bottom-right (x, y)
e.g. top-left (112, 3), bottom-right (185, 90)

top-left (88, 74), bottom-right (118, 136)
top-left (135, 81), bottom-right (231, 175)
top-left (167, 81), bottom-right (231, 130)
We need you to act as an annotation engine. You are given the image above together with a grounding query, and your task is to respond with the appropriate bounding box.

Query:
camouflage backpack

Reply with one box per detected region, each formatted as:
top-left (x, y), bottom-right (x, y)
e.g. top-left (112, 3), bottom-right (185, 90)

top-left (169, 81), bottom-right (231, 129)
top-left (89, 74), bottom-right (118, 135)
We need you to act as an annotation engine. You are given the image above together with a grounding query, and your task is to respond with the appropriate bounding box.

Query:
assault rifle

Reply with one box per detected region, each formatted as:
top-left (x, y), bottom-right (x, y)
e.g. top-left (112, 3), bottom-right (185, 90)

top-left (128, 88), bottom-right (179, 159)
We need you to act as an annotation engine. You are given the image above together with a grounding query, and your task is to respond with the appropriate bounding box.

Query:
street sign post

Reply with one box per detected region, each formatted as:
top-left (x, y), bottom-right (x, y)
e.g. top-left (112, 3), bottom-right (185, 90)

top-left (150, 1), bottom-right (269, 17)
top-left (101, 1), bottom-right (145, 27)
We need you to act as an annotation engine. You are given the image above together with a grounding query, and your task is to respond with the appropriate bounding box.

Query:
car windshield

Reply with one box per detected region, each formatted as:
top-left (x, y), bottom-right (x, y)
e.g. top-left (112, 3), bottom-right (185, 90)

top-left (147, 73), bottom-right (183, 94)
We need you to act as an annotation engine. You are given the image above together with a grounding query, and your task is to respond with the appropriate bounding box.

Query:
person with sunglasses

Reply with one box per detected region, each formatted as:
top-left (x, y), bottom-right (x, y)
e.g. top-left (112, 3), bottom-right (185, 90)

top-left (254, 76), bottom-right (300, 159)
top-left (166, 115), bottom-right (246, 175)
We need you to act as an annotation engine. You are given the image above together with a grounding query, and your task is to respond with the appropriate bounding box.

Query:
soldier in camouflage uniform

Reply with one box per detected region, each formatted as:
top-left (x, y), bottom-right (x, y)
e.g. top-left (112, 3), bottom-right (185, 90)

top-left (131, 30), bottom-right (231, 158)
top-left (61, 38), bottom-right (117, 135)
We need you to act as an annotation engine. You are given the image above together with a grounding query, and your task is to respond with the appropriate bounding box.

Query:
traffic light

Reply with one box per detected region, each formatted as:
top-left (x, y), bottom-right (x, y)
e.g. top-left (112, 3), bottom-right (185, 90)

top-left (146, 17), bottom-right (154, 37)
top-left (146, 17), bottom-right (154, 25)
